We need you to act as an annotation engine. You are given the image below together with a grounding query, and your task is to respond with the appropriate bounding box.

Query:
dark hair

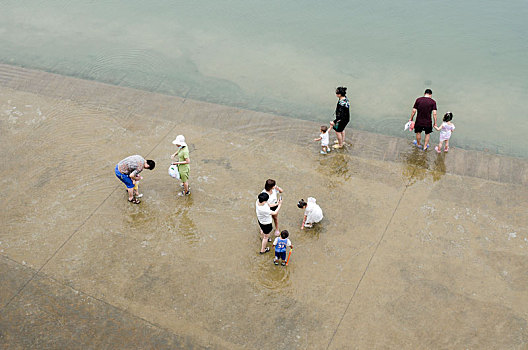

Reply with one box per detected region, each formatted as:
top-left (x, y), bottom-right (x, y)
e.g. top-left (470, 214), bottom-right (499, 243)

top-left (264, 179), bottom-right (276, 191)
top-left (321, 125), bottom-right (328, 132)
top-left (424, 89), bottom-right (432, 95)
top-left (297, 199), bottom-right (307, 208)
top-left (280, 230), bottom-right (289, 239)
top-left (336, 86), bottom-right (347, 96)
top-left (146, 159), bottom-right (156, 170)
top-left (443, 112), bottom-right (453, 122)
top-left (258, 192), bottom-right (269, 203)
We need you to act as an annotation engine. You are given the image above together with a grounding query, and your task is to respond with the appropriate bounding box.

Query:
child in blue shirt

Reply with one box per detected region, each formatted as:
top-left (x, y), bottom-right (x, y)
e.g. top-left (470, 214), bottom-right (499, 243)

top-left (273, 230), bottom-right (293, 266)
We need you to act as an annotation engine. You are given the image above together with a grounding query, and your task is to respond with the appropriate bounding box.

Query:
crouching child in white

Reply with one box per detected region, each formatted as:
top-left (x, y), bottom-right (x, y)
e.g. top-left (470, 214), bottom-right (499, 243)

top-left (298, 197), bottom-right (323, 229)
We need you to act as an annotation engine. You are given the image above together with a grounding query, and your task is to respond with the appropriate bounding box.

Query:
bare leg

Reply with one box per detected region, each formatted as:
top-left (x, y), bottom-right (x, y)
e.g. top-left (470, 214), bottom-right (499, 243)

top-left (272, 214), bottom-right (279, 235)
top-left (183, 182), bottom-right (189, 193)
top-left (133, 180), bottom-right (143, 197)
top-left (336, 132), bottom-right (344, 147)
top-left (127, 188), bottom-right (134, 201)
top-left (445, 139), bottom-right (449, 151)
top-left (424, 133), bottom-right (431, 149)
top-left (342, 129), bottom-right (346, 144)
top-left (415, 132), bottom-right (422, 146)
top-left (436, 140), bottom-right (444, 152)
top-left (261, 234), bottom-right (269, 252)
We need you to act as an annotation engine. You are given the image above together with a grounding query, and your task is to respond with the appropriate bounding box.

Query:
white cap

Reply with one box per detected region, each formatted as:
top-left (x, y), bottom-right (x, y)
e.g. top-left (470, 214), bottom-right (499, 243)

top-left (172, 135), bottom-right (187, 147)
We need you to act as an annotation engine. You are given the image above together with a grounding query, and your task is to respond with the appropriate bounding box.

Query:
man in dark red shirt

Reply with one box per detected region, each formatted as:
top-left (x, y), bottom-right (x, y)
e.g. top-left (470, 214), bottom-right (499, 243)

top-left (409, 89), bottom-right (437, 150)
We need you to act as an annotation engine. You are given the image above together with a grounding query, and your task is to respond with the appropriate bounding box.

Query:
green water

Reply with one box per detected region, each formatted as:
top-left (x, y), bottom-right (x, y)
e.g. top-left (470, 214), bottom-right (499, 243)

top-left (1, 1), bottom-right (527, 157)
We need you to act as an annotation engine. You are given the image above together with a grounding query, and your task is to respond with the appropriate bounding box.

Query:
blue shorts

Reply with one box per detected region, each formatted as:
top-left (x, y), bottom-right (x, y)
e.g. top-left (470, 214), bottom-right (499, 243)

top-left (275, 250), bottom-right (286, 260)
top-left (115, 165), bottom-right (134, 188)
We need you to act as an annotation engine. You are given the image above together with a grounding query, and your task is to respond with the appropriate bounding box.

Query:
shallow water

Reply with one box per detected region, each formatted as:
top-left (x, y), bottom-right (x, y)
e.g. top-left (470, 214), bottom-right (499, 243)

top-left (1, 65), bottom-right (528, 348)
top-left (1, 1), bottom-right (527, 157)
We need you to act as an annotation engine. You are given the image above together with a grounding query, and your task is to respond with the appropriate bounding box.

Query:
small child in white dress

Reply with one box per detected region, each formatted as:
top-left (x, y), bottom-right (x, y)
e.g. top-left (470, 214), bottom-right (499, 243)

top-left (434, 112), bottom-right (455, 153)
top-left (314, 125), bottom-right (330, 154)
top-left (297, 197), bottom-right (324, 229)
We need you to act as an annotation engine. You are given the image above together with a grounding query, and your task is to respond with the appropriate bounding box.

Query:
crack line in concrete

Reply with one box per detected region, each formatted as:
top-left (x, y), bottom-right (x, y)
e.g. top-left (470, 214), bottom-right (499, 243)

top-left (326, 168), bottom-right (416, 349)
top-left (1, 254), bottom-right (191, 346)
top-left (0, 186), bottom-right (118, 312)
top-left (0, 96), bottom-right (188, 313)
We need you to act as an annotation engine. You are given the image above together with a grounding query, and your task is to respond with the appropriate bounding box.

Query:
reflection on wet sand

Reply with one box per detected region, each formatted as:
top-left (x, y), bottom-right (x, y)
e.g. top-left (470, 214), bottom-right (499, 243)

top-left (401, 146), bottom-right (447, 185)
top-left (317, 153), bottom-right (352, 187)
top-left (432, 153), bottom-right (446, 182)
top-left (171, 206), bottom-right (198, 246)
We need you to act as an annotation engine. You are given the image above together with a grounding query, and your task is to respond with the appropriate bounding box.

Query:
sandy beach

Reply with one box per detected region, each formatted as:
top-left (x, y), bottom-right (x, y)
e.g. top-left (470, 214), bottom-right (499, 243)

top-left (1, 64), bottom-right (527, 349)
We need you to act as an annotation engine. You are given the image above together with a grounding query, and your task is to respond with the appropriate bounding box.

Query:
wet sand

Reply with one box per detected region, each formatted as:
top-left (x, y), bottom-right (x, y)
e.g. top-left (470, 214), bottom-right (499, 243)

top-left (1, 64), bottom-right (527, 349)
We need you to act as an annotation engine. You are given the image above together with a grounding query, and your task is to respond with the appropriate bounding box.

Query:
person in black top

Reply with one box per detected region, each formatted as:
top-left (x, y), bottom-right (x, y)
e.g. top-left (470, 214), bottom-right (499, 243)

top-left (330, 86), bottom-right (350, 149)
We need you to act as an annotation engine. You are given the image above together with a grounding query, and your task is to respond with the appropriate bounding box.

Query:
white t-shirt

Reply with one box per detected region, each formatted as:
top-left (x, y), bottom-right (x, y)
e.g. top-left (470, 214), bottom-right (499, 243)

top-left (439, 122), bottom-right (455, 141)
top-left (305, 197), bottom-right (324, 224)
top-left (320, 132), bottom-right (329, 146)
top-left (256, 200), bottom-right (273, 224)
top-left (262, 188), bottom-right (279, 207)
top-left (272, 237), bottom-right (292, 247)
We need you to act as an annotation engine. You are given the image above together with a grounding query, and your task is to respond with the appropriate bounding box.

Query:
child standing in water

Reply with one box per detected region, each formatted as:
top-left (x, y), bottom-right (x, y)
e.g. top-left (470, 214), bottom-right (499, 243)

top-left (298, 197), bottom-right (324, 229)
top-left (273, 230), bottom-right (293, 266)
top-left (434, 112), bottom-right (455, 153)
top-left (314, 125), bottom-right (330, 154)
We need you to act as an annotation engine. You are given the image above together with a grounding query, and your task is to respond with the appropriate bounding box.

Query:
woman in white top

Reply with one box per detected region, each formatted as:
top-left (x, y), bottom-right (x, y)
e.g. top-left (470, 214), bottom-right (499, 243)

top-left (256, 192), bottom-right (282, 254)
top-left (262, 179), bottom-right (284, 236)
top-left (297, 197), bottom-right (323, 229)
